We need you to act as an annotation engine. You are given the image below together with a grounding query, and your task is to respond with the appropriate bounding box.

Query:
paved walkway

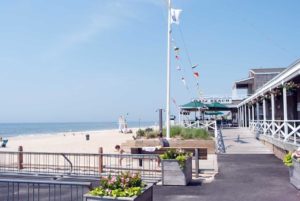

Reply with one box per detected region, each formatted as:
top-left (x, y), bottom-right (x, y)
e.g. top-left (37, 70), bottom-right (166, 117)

top-left (154, 154), bottom-right (300, 201)
top-left (153, 128), bottom-right (300, 201)
top-left (222, 127), bottom-right (273, 154)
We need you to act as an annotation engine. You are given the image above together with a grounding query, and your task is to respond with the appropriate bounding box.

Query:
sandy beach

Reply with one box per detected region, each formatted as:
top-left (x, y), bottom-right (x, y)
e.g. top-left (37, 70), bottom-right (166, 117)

top-left (2, 128), bottom-right (139, 154)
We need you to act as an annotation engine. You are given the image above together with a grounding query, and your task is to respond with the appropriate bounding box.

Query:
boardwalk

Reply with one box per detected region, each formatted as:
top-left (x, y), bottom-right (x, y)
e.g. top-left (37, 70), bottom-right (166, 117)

top-left (222, 127), bottom-right (273, 154)
top-left (154, 128), bottom-right (300, 201)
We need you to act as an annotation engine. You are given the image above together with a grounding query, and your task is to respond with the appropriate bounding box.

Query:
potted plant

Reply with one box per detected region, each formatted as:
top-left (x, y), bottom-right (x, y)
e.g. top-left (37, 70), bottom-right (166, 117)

top-left (84, 172), bottom-right (151, 201)
top-left (283, 149), bottom-right (300, 189)
top-left (160, 149), bottom-right (192, 186)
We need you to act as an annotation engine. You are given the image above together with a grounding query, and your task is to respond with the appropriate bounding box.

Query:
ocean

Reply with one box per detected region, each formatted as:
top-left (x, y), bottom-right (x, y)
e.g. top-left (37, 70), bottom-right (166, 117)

top-left (0, 122), bottom-right (154, 138)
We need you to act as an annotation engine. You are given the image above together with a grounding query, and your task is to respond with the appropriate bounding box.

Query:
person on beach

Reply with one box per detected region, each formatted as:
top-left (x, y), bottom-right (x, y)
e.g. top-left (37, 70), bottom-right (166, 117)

top-left (115, 145), bottom-right (125, 165)
top-left (118, 116), bottom-right (123, 133)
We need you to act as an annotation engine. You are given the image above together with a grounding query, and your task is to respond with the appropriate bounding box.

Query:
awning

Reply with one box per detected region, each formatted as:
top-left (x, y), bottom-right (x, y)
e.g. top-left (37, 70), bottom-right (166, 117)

top-left (180, 101), bottom-right (207, 110)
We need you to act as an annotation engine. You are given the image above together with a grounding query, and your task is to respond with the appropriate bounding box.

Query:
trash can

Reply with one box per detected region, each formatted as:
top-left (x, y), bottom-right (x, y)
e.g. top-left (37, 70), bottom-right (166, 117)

top-left (85, 134), bottom-right (90, 141)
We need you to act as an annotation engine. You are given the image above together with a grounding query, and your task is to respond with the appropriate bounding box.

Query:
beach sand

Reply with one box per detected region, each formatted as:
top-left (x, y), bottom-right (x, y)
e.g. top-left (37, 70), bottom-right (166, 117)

top-left (2, 129), bottom-right (138, 153)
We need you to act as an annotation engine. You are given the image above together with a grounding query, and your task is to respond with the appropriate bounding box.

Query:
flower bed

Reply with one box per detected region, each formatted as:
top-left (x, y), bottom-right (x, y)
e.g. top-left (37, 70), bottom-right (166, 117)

top-left (84, 172), bottom-right (152, 201)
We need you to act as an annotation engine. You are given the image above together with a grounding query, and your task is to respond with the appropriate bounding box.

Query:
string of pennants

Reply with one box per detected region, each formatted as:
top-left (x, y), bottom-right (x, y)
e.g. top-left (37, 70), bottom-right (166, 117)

top-left (170, 8), bottom-right (202, 96)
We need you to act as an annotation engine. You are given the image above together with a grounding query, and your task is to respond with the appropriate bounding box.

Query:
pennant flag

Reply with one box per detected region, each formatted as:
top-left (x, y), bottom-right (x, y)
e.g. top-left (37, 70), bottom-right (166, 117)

top-left (176, 66), bottom-right (181, 71)
top-left (174, 47), bottom-right (180, 52)
top-left (175, 55), bottom-right (180, 60)
top-left (192, 64), bottom-right (198, 69)
top-left (193, 72), bottom-right (199, 78)
top-left (171, 8), bottom-right (182, 25)
top-left (181, 77), bottom-right (186, 86)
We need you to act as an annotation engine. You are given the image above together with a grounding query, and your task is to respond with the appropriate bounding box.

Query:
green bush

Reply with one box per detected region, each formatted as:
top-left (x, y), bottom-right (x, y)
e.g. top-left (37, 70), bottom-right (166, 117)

top-left (283, 152), bottom-right (293, 167)
top-left (159, 149), bottom-right (192, 169)
top-left (163, 126), bottom-right (211, 140)
top-left (145, 128), bottom-right (153, 132)
top-left (136, 129), bottom-right (145, 137)
top-left (146, 131), bottom-right (159, 139)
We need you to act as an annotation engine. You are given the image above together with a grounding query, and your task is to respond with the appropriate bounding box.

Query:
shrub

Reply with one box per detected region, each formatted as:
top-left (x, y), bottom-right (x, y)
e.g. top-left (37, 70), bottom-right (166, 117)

top-left (136, 129), bottom-right (145, 138)
top-left (145, 128), bottom-right (153, 132)
top-left (146, 131), bottom-right (159, 139)
top-left (159, 149), bottom-right (192, 169)
top-left (283, 152), bottom-right (293, 167)
top-left (163, 126), bottom-right (211, 140)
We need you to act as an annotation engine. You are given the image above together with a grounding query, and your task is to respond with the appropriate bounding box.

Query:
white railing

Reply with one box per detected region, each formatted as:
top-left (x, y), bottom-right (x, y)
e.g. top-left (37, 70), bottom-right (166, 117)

top-left (183, 120), bottom-right (216, 130)
top-left (249, 120), bottom-right (300, 146)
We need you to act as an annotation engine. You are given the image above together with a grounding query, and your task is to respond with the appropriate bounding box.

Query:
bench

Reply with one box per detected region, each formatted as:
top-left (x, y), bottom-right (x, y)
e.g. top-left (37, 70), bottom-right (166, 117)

top-left (131, 147), bottom-right (208, 160)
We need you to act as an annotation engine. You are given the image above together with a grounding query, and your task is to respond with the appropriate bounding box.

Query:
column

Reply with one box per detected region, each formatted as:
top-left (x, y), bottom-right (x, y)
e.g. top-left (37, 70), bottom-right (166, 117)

top-left (271, 93), bottom-right (275, 134)
top-left (248, 105), bottom-right (251, 128)
top-left (283, 87), bottom-right (288, 138)
top-left (252, 104), bottom-right (255, 121)
top-left (244, 105), bottom-right (247, 127)
top-left (256, 102), bottom-right (260, 121)
top-left (263, 98), bottom-right (266, 135)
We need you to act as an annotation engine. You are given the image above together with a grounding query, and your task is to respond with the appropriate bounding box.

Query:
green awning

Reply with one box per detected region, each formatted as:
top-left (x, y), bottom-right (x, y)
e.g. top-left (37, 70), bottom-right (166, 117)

top-left (180, 101), bottom-right (207, 109)
top-left (206, 102), bottom-right (228, 109)
top-left (205, 111), bottom-right (223, 116)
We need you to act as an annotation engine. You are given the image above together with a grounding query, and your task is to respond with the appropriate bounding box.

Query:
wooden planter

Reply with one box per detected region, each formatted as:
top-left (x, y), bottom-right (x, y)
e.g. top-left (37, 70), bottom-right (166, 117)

top-left (162, 157), bottom-right (192, 186)
top-left (83, 186), bottom-right (152, 201)
top-left (290, 158), bottom-right (300, 189)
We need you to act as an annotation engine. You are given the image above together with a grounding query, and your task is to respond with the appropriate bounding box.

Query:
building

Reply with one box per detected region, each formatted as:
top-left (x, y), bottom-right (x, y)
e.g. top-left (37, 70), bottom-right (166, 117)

top-left (236, 59), bottom-right (300, 153)
top-left (233, 68), bottom-right (286, 96)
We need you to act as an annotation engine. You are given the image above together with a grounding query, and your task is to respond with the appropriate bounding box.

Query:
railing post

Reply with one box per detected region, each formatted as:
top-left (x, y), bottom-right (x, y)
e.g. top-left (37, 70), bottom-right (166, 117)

top-left (18, 146), bottom-right (23, 170)
top-left (98, 147), bottom-right (103, 174)
top-left (195, 148), bottom-right (199, 178)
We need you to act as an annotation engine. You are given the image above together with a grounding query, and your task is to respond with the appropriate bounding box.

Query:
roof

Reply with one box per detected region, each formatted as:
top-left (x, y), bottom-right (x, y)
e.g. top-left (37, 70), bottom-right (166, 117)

top-left (249, 68), bottom-right (286, 74)
top-left (238, 59), bottom-right (300, 106)
top-left (235, 77), bottom-right (254, 86)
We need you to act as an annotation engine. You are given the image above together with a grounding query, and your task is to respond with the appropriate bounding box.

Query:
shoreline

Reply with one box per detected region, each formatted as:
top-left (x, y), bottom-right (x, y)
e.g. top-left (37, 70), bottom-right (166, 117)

top-left (1, 126), bottom-right (156, 154)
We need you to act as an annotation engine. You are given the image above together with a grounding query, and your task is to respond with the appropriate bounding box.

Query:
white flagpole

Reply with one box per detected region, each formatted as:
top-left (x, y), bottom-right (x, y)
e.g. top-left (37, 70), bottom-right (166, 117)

top-left (166, 0), bottom-right (172, 139)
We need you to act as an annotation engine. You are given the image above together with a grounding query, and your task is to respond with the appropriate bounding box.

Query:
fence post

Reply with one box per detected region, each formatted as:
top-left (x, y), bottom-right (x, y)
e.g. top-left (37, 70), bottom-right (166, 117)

top-left (195, 148), bottom-right (199, 178)
top-left (18, 146), bottom-right (23, 170)
top-left (98, 147), bottom-right (103, 174)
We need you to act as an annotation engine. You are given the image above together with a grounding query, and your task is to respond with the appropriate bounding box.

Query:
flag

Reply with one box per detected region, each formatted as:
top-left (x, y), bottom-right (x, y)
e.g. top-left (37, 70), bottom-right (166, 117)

top-left (176, 66), bottom-right (181, 71)
top-left (192, 64), bottom-right (198, 69)
top-left (193, 72), bottom-right (199, 78)
top-left (174, 47), bottom-right (180, 52)
top-left (171, 8), bottom-right (182, 25)
top-left (181, 77), bottom-right (186, 87)
top-left (175, 55), bottom-right (180, 60)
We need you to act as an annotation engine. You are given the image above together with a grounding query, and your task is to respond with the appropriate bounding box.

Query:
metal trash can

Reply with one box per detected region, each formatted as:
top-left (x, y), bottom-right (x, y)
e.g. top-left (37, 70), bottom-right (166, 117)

top-left (85, 134), bottom-right (90, 141)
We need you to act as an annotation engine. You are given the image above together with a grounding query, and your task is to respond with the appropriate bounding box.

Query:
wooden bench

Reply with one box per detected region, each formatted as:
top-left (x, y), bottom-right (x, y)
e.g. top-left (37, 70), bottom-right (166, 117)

top-left (131, 147), bottom-right (208, 160)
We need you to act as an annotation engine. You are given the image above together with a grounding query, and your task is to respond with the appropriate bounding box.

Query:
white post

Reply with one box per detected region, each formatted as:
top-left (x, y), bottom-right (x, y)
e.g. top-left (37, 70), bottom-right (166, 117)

top-left (271, 93), bottom-right (275, 135)
top-left (283, 87), bottom-right (288, 138)
top-left (238, 107), bottom-right (242, 127)
top-left (166, 0), bottom-right (172, 139)
top-left (241, 105), bottom-right (244, 127)
top-left (256, 102), bottom-right (260, 121)
top-left (244, 105), bottom-right (247, 127)
top-left (252, 104), bottom-right (255, 121)
top-left (263, 98), bottom-right (266, 135)
top-left (248, 105), bottom-right (251, 128)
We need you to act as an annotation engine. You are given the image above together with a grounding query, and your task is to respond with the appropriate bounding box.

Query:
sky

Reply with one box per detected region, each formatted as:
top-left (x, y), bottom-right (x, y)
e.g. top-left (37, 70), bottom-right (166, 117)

top-left (0, 0), bottom-right (300, 123)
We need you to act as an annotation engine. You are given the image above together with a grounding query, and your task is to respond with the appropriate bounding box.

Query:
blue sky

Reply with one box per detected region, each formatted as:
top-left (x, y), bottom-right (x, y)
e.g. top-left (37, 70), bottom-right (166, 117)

top-left (0, 0), bottom-right (299, 123)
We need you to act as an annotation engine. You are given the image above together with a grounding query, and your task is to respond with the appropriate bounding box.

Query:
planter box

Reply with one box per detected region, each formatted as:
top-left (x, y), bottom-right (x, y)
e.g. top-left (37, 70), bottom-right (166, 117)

top-left (290, 158), bottom-right (300, 189)
top-left (162, 157), bottom-right (192, 186)
top-left (83, 186), bottom-right (152, 201)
